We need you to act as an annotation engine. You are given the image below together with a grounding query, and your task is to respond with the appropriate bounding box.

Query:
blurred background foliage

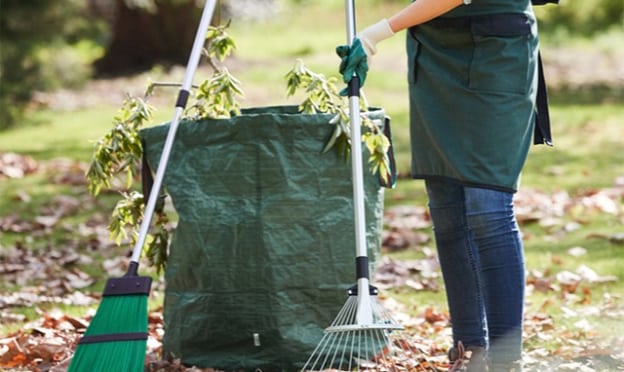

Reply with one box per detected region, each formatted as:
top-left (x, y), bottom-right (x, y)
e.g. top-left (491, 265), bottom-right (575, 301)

top-left (1, 0), bottom-right (623, 131)
top-left (534, 0), bottom-right (624, 37)
top-left (1, 0), bottom-right (104, 130)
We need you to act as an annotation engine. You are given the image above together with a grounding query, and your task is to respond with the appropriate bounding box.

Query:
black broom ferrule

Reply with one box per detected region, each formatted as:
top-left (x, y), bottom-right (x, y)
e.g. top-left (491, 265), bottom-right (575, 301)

top-left (176, 89), bottom-right (190, 108)
top-left (103, 262), bottom-right (152, 297)
top-left (126, 261), bottom-right (139, 277)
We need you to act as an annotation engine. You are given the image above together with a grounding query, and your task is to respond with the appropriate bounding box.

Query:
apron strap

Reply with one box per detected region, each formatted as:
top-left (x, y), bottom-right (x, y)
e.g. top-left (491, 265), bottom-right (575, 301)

top-left (380, 116), bottom-right (398, 188)
top-left (534, 51), bottom-right (553, 146)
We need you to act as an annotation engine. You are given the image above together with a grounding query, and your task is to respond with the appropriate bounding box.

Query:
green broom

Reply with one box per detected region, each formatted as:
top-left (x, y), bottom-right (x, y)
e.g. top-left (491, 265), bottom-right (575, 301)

top-left (68, 265), bottom-right (151, 371)
top-left (68, 1), bottom-right (217, 370)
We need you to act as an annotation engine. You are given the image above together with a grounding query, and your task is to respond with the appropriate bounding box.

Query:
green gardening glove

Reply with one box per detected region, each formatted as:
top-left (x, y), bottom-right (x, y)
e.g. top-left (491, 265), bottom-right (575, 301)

top-left (336, 38), bottom-right (368, 96)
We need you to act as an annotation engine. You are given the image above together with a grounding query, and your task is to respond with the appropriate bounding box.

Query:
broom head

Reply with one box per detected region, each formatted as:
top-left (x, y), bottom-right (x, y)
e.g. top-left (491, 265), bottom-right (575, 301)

top-left (68, 263), bottom-right (152, 372)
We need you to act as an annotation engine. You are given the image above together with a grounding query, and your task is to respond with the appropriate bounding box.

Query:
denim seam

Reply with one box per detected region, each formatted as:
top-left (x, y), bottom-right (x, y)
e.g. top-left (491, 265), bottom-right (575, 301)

top-left (465, 228), bottom-right (488, 348)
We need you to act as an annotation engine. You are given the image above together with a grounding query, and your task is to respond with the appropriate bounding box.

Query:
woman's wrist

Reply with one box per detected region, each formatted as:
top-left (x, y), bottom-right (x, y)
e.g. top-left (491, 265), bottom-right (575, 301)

top-left (358, 19), bottom-right (395, 56)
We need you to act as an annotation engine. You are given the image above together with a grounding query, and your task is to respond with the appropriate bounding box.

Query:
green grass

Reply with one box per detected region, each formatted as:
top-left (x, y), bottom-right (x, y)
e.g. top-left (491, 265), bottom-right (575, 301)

top-left (0, 106), bottom-right (172, 162)
top-left (523, 104), bottom-right (624, 192)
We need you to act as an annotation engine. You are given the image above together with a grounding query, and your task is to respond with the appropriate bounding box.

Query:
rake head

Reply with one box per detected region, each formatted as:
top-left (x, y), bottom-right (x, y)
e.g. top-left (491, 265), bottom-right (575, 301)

top-left (301, 286), bottom-right (438, 371)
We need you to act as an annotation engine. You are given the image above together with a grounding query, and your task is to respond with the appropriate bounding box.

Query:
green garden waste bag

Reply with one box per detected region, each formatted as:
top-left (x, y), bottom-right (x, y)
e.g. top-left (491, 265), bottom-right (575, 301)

top-left (140, 105), bottom-right (389, 371)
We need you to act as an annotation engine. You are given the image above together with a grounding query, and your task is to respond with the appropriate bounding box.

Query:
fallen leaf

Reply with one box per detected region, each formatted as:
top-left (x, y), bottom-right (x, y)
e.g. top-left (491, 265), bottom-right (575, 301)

top-left (587, 232), bottom-right (624, 245)
top-left (576, 265), bottom-right (618, 283)
top-left (423, 307), bottom-right (446, 324)
top-left (34, 215), bottom-right (60, 228)
top-left (556, 271), bottom-right (582, 286)
top-left (567, 246), bottom-right (587, 257)
top-left (573, 319), bottom-right (592, 331)
top-left (558, 362), bottom-right (595, 371)
top-left (0, 153), bottom-right (38, 179)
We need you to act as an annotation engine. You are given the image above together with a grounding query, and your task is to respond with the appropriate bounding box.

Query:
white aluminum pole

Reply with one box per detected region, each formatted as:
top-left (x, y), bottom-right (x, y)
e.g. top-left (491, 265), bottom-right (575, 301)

top-left (345, 0), bottom-right (373, 325)
top-left (130, 0), bottom-right (217, 264)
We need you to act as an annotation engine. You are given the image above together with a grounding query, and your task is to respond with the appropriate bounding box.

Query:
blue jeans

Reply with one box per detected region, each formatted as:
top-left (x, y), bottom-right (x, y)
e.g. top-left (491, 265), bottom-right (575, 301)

top-left (425, 179), bottom-right (525, 363)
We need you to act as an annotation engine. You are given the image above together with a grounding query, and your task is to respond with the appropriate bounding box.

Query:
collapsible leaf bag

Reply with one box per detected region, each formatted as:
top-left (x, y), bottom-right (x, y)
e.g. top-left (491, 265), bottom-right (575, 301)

top-left (140, 105), bottom-right (391, 370)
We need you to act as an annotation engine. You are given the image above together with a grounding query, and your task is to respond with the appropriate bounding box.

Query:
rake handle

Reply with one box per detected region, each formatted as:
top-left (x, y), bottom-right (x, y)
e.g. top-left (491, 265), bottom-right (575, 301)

top-left (345, 0), bottom-right (375, 326)
top-left (345, 0), bottom-right (369, 266)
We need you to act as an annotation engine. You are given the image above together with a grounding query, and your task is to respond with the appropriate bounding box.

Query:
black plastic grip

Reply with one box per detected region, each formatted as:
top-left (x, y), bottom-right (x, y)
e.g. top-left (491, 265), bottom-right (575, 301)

top-left (176, 89), bottom-right (190, 108)
top-left (347, 75), bottom-right (360, 97)
top-left (355, 256), bottom-right (369, 280)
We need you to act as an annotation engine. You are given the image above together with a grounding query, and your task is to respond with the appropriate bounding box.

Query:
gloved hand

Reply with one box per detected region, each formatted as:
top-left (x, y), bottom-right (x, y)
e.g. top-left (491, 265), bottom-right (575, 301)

top-left (336, 19), bottom-right (395, 95)
top-left (336, 38), bottom-right (369, 95)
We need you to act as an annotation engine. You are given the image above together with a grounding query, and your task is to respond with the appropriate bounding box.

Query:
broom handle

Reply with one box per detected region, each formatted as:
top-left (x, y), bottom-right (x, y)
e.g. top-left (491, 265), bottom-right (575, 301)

top-left (129, 0), bottom-right (217, 267)
top-left (345, 0), bottom-right (375, 325)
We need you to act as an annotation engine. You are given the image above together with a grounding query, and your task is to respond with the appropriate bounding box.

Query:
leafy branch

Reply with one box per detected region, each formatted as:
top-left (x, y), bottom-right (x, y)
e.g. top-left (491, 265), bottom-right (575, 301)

top-left (86, 95), bottom-right (153, 196)
top-left (85, 23), bottom-right (241, 274)
top-left (186, 21), bottom-right (244, 119)
top-left (188, 67), bottom-right (244, 119)
top-left (284, 59), bottom-right (392, 185)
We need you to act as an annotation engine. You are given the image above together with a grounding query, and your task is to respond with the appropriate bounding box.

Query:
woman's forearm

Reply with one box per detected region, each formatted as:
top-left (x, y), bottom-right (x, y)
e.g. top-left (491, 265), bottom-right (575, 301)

top-left (387, 0), bottom-right (464, 33)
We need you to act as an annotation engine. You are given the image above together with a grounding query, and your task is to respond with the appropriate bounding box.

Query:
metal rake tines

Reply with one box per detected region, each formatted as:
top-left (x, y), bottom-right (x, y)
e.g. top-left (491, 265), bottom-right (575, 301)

top-left (301, 296), bottom-right (438, 371)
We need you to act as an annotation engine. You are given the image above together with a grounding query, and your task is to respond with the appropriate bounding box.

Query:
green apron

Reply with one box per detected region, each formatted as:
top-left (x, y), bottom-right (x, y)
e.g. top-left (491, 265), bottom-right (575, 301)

top-left (407, 1), bottom-right (539, 192)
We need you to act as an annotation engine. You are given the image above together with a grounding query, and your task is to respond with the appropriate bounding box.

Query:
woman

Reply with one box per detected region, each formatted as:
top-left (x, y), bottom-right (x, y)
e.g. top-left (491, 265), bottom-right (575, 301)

top-left (339, 0), bottom-right (552, 371)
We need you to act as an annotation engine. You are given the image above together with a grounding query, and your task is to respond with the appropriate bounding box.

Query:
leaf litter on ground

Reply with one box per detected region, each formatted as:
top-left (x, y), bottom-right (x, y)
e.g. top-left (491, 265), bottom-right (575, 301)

top-left (1, 154), bottom-right (623, 370)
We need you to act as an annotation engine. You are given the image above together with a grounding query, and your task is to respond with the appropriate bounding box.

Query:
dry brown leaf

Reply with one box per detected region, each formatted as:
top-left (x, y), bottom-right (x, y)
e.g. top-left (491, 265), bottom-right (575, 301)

top-left (567, 246), bottom-right (587, 257)
top-left (0, 153), bottom-right (38, 179)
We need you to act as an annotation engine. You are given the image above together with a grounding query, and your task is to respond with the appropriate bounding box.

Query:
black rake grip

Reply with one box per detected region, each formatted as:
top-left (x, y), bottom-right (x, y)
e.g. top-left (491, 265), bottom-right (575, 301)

top-left (347, 75), bottom-right (361, 97)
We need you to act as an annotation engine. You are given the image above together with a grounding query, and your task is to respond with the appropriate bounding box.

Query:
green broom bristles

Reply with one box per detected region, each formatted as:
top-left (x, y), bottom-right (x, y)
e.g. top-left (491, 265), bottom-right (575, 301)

top-left (69, 289), bottom-right (150, 371)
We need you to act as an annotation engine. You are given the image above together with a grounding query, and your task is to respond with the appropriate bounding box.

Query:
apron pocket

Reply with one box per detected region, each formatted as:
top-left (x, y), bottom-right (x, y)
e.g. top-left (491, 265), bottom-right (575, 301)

top-left (468, 14), bottom-right (535, 95)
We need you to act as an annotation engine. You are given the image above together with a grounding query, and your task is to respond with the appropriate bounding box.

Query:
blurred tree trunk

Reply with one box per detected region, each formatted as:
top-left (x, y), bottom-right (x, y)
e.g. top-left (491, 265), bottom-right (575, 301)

top-left (94, 0), bottom-right (200, 75)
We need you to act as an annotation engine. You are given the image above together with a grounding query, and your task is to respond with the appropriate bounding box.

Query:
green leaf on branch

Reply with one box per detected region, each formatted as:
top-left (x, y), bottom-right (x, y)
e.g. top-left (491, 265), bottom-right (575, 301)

top-left (86, 95), bottom-right (154, 196)
top-left (188, 22), bottom-right (244, 119)
top-left (109, 191), bottom-right (145, 246)
top-left (204, 22), bottom-right (237, 62)
top-left (188, 67), bottom-right (244, 118)
top-left (145, 212), bottom-right (170, 274)
top-left (364, 127), bottom-right (391, 185)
